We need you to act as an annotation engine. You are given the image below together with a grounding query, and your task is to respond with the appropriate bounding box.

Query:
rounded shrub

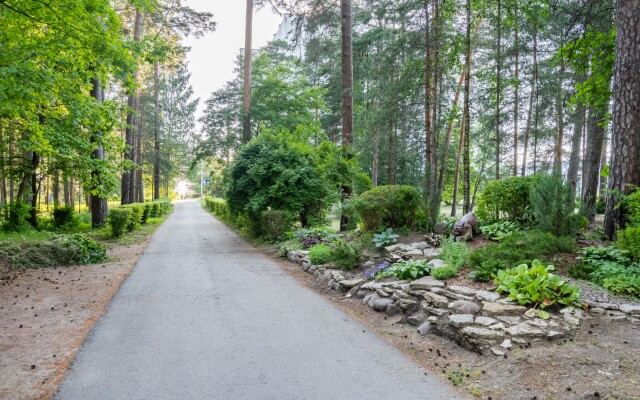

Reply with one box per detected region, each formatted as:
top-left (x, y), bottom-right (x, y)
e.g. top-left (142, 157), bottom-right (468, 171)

top-left (617, 227), bottom-right (640, 261)
top-left (108, 208), bottom-right (132, 238)
top-left (260, 210), bottom-right (295, 243)
top-left (53, 206), bottom-right (78, 229)
top-left (309, 244), bottom-right (332, 265)
top-left (351, 185), bottom-right (421, 232)
top-left (475, 175), bottom-right (542, 225)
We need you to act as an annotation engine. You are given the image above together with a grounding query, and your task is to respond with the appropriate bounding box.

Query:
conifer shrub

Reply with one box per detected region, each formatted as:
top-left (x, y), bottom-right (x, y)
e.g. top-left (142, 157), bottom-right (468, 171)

top-left (351, 185), bottom-right (421, 232)
top-left (530, 173), bottom-right (581, 237)
top-left (475, 175), bottom-right (542, 224)
top-left (108, 208), bottom-right (132, 238)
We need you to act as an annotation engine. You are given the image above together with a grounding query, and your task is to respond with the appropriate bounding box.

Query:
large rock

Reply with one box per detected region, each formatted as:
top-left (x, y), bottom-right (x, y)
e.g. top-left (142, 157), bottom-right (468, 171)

top-left (619, 304), bottom-right (640, 315)
top-left (423, 248), bottom-right (443, 261)
top-left (461, 326), bottom-right (504, 340)
top-left (449, 300), bottom-right (481, 314)
top-left (427, 259), bottom-right (447, 268)
top-left (505, 323), bottom-right (545, 337)
top-left (448, 314), bottom-right (475, 328)
top-left (409, 276), bottom-right (445, 290)
top-left (339, 279), bottom-right (364, 289)
top-left (474, 316), bottom-right (497, 326)
top-left (384, 244), bottom-right (414, 253)
top-left (423, 292), bottom-right (450, 308)
top-left (411, 242), bottom-right (431, 250)
top-left (402, 249), bottom-right (425, 259)
top-left (447, 285), bottom-right (478, 297)
top-left (476, 290), bottom-right (500, 302)
top-left (407, 312), bottom-right (427, 326)
top-left (373, 298), bottom-right (394, 312)
top-left (482, 301), bottom-right (527, 317)
top-left (433, 221), bottom-right (448, 234)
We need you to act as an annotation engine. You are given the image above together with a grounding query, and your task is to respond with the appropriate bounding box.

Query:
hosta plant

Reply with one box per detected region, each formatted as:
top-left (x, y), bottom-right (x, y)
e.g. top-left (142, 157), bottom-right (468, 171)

top-left (493, 260), bottom-right (581, 318)
top-left (373, 228), bottom-right (400, 248)
top-left (377, 260), bottom-right (430, 281)
top-left (481, 221), bottom-right (520, 241)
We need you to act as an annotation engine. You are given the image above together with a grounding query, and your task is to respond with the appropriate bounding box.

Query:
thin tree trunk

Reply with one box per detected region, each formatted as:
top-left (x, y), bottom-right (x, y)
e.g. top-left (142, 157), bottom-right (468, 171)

top-left (52, 169), bottom-right (60, 208)
top-left (122, 9), bottom-right (143, 205)
top-left (89, 77), bottom-right (108, 228)
top-left (513, 6), bottom-right (519, 176)
top-left (567, 94), bottom-right (585, 198)
top-left (340, 0), bottom-right (354, 231)
top-left (495, 0), bottom-right (501, 180)
top-left (463, 0), bottom-right (471, 214)
top-left (153, 61), bottom-right (161, 200)
top-left (430, 0), bottom-right (440, 179)
top-left (604, 0), bottom-right (640, 236)
top-left (599, 132), bottom-right (608, 199)
top-left (583, 108), bottom-right (607, 221)
top-left (242, 0), bottom-right (253, 144)
top-left (522, 26), bottom-right (538, 176)
top-left (437, 69), bottom-right (465, 193)
top-left (451, 112), bottom-right (465, 217)
top-left (424, 0), bottom-right (432, 178)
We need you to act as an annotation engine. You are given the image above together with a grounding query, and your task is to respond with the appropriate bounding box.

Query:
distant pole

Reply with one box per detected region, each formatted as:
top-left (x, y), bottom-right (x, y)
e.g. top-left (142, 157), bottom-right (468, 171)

top-left (200, 160), bottom-right (204, 198)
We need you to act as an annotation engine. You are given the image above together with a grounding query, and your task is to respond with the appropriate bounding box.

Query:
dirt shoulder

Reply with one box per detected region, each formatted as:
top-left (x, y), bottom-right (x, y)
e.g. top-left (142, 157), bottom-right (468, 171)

top-left (265, 247), bottom-right (640, 400)
top-left (0, 239), bottom-right (150, 400)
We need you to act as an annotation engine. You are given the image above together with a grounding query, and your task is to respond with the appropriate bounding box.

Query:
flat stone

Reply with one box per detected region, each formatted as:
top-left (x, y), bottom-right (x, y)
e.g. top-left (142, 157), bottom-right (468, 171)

top-left (386, 303), bottom-right (400, 317)
top-left (505, 323), bottom-right (545, 337)
top-left (489, 323), bottom-right (505, 331)
top-left (373, 298), bottom-right (394, 312)
top-left (433, 221), bottom-right (447, 234)
top-left (398, 298), bottom-right (419, 312)
top-left (423, 292), bottom-right (450, 308)
top-left (619, 304), bottom-right (640, 315)
top-left (417, 321), bottom-right (431, 335)
top-left (449, 300), bottom-right (481, 314)
top-left (491, 347), bottom-right (505, 356)
top-left (339, 279), bottom-right (364, 289)
top-left (427, 259), bottom-right (447, 268)
top-left (627, 317), bottom-right (640, 325)
top-left (423, 248), bottom-right (442, 261)
top-left (448, 314), bottom-right (475, 328)
top-left (403, 249), bottom-right (425, 258)
top-left (496, 316), bottom-right (521, 325)
top-left (523, 309), bottom-right (538, 319)
top-left (476, 290), bottom-right (500, 302)
top-left (298, 250), bottom-right (310, 256)
top-left (499, 339), bottom-right (513, 349)
top-left (391, 254), bottom-right (403, 262)
top-left (422, 304), bottom-right (448, 316)
top-left (591, 302), bottom-right (620, 311)
top-left (547, 330), bottom-right (565, 339)
top-left (590, 307), bottom-right (605, 315)
top-left (331, 282), bottom-right (342, 291)
top-left (308, 265), bottom-right (317, 274)
top-left (376, 289), bottom-right (391, 297)
top-left (321, 271), bottom-right (333, 283)
top-left (385, 244), bottom-right (414, 253)
top-left (367, 293), bottom-right (381, 307)
top-left (443, 291), bottom-right (476, 301)
top-left (527, 319), bottom-right (548, 328)
top-left (427, 316), bottom-right (438, 323)
top-left (475, 316), bottom-right (497, 326)
top-left (564, 313), bottom-right (580, 326)
top-left (407, 312), bottom-right (427, 326)
top-left (355, 290), bottom-right (366, 299)
top-left (409, 276), bottom-right (445, 290)
top-left (461, 326), bottom-right (504, 340)
top-left (482, 301), bottom-right (527, 317)
top-left (411, 242), bottom-right (431, 250)
top-left (447, 285), bottom-right (478, 296)
top-left (361, 281), bottom-right (383, 290)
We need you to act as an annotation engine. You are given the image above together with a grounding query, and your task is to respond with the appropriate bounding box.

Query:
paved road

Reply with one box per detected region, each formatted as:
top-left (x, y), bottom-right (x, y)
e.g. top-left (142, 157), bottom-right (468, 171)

top-left (54, 200), bottom-right (463, 400)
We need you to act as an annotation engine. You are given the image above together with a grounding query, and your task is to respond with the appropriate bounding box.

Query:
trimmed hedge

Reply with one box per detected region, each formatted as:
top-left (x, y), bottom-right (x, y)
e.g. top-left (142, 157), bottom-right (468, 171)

top-left (351, 185), bottom-right (421, 232)
top-left (108, 199), bottom-right (172, 238)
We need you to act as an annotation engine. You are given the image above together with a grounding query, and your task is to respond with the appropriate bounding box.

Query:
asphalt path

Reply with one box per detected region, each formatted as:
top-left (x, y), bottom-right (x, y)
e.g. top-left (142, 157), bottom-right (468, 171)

top-left (54, 200), bottom-right (464, 400)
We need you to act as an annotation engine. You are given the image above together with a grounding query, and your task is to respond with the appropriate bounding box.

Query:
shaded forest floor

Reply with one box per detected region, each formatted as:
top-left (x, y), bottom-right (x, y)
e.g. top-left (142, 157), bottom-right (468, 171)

top-left (0, 231), bottom-right (156, 400)
top-left (267, 247), bottom-right (640, 400)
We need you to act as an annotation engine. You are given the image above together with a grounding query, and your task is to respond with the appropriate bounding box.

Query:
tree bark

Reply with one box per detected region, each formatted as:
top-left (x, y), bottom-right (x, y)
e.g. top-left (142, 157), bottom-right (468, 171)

top-left (339, 0), bottom-right (354, 231)
top-left (437, 69), bottom-right (465, 193)
top-left (242, 0), bottom-right (253, 144)
top-left (567, 93), bottom-right (585, 198)
top-left (463, 0), bottom-right (471, 213)
top-left (583, 108), bottom-right (607, 221)
top-left (153, 61), bottom-right (161, 200)
top-left (424, 0), bottom-right (433, 190)
top-left (430, 0), bottom-right (439, 178)
top-left (604, 0), bottom-right (640, 237)
top-left (512, 5), bottom-right (519, 176)
top-left (495, 0), bottom-right (501, 180)
top-left (521, 27), bottom-right (537, 176)
top-left (89, 77), bottom-right (108, 228)
top-left (451, 111), bottom-right (465, 217)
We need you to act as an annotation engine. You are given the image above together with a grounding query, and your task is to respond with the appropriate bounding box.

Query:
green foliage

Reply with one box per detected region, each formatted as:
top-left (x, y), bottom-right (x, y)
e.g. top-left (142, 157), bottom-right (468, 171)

top-left (574, 245), bottom-right (630, 278)
top-left (10, 234), bottom-right (107, 269)
top-left (108, 208), bottom-right (132, 238)
top-left (377, 260), bottom-right (431, 281)
top-left (481, 221), bottom-right (520, 241)
top-left (276, 239), bottom-right (303, 258)
top-left (352, 172), bottom-right (373, 195)
top-left (475, 175), bottom-right (542, 225)
top-left (623, 188), bottom-right (640, 227)
top-left (329, 239), bottom-right (361, 270)
top-left (469, 231), bottom-right (575, 281)
top-left (570, 245), bottom-right (640, 298)
top-left (439, 237), bottom-right (469, 270)
top-left (52, 206), bottom-right (78, 229)
top-left (431, 265), bottom-right (458, 280)
top-left (123, 204), bottom-right (143, 232)
top-left (1, 202), bottom-right (32, 232)
top-left (204, 196), bottom-right (229, 219)
top-left (530, 173), bottom-right (581, 237)
top-left (494, 260), bottom-right (581, 309)
top-left (292, 227), bottom-right (336, 248)
top-left (617, 227), bottom-right (640, 261)
top-left (259, 210), bottom-right (295, 243)
top-left (351, 185), bottom-right (421, 232)
top-left (372, 228), bottom-right (399, 248)
top-left (224, 132), bottom-right (333, 228)
top-left (309, 244), bottom-right (332, 265)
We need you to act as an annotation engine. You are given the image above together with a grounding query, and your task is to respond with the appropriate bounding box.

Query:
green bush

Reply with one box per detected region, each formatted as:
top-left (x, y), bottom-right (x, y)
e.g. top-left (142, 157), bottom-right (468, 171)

top-left (260, 210), bottom-right (295, 243)
top-left (439, 237), bottom-right (469, 270)
top-left (530, 173), bottom-right (581, 237)
top-left (475, 175), bottom-right (541, 224)
top-left (623, 188), bottom-right (640, 227)
top-left (1, 202), bottom-right (31, 232)
top-left (123, 204), bottom-right (143, 232)
top-left (53, 206), bottom-right (78, 229)
top-left (352, 172), bottom-right (372, 195)
top-left (372, 228), bottom-right (399, 248)
top-left (150, 202), bottom-right (160, 218)
top-left (377, 260), bottom-right (431, 281)
top-left (329, 239), bottom-right (361, 270)
top-left (309, 243), bottom-right (332, 265)
top-left (481, 221), bottom-right (520, 241)
top-left (431, 265), bottom-right (458, 280)
top-left (108, 208), bottom-right (132, 238)
top-left (142, 204), bottom-right (151, 224)
top-left (351, 185), bottom-right (421, 232)
top-left (494, 260), bottom-right (581, 316)
top-left (468, 231), bottom-right (575, 281)
top-left (617, 227), bottom-right (640, 261)
top-left (10, 234), bottom-right (107, 268)
top-left (570, 245), bottom-right (640, 298)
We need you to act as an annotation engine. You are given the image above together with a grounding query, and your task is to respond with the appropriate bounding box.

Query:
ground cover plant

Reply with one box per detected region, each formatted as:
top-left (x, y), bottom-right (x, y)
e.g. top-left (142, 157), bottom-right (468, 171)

top-left (431, 265), bottom-right (458, 280)
top-left (376, 259), bottom-right (431, 281)
top-left (439, 237), bottom-right (469, 270)
top-left (480, 221), bottom-right (520, 241)
top-left (572, 246), bottom-right (640, 298)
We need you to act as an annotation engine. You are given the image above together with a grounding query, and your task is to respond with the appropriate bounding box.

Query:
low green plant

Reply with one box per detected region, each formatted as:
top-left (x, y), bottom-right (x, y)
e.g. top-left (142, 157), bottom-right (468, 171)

top-left (377, 259), bottom-right (430, 280)
top-left (475, 175), bottom-right (541, 225)
top-left (468, 231), bottom-right (575, 281)
top-left (480, 221), bottom-right (520, 241)
top-left (1, 202), bottom-right (31, 232)
top-left (431, 265), bottom-right (458, 280)
top-left (276, 239), bottom-right (303, 258)
top-left (53, 206), bottom-right (78, 229)
top-left (493, 260), bottom-right (581, 316)
top-left (107, 208), bottom-right (132, 238)
top-left (329, 239), bottom-right (361, 270)
top-left (61, 234), bottom-right (108, 264)
top-left (10, 234), bottom-right (107, 268)
top-left (617, 227), bottom-right (640, 261)
top-left (573, 245), bottom-right (630, 278)
top-left (571, 245), bottom-right (640, 298)
top-left (600, 265), bottom-right (640, 297)
top-left (439, 237), bottom-right (469, 270)
top-left (309, 243), bottom-right (332, 265)
top-left (372, 228), bottom-right (399, 248)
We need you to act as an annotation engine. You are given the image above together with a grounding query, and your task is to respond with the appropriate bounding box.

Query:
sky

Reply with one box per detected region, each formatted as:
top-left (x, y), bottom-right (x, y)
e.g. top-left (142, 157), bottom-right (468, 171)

top-left (182, 1), bottom-right (283, 121)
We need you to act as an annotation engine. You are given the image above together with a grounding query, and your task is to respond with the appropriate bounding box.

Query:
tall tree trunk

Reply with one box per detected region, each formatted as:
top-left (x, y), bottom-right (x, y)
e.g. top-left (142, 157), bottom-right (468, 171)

top-left (89, 77), bottom-right (108, 228)
top-left (523, 26), bottom-right (538, 176)
top-left (387, 121), bottom-right (396, 185)
top-left (430, 0), bottom-right (440, 178)
top-left (451, 112), bottom-right (465, 217)
top-left (52, 169), bottom-right (60, 208)
top-left (437, 69), bottom-right (465, 193)
top-left (339, 0), bottom-right (354, 231)
top-left (513, 7), bottom-right (519, 176)
top-left (242, 0), bottom-right (253, 144)
top-left (28, 150), bottom-right (39, 228)
top-left (153, 61), bottom-right (161, 200)
top-left (604, 0), bottom-right (640, 237)
top-left (63, 175), bottom-right (70, 206)
top-left (554, 58), bottom-right (566, 171)
top-left (135, 91), bottom-right (144, 203)
top-left (463, 0), bottom-right (471, 213)
top-left (599, 132), bottom-right (608, 199)
top-left (583, 108), bottom-right (607, 221)
top-left (424, 0), bottom-right (432, 178)
top-left (121, 9), bottom-right (143, 205)
top-left (567, 94), bottom-right (585, 198)
top-left (495, 0), bottom-right (501, 180)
